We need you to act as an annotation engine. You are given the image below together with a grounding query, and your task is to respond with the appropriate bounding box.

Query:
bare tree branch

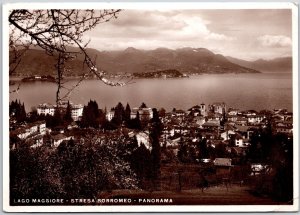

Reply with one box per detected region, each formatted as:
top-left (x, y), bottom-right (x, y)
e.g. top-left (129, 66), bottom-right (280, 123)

top-left (9, 9), bottom-right (127, 103)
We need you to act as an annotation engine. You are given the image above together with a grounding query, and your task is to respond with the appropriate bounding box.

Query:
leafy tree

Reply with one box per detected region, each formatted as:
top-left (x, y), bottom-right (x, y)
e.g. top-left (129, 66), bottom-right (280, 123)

top-left (27, 108), bottom-right (39, 123)
top-left (215, 143), bottom-right (228, 158)
top-left (97, 109), bottom-right (106, 127)
top-left (130, 108), bottom-right (162, 179)
top-left (10, 148), bottom-right (65, 203)
top-left (131, 136), bottom-right (139, 148)
top-left (150, 129), bottom-right (161, 179)
top-left (52, 108), bottom-right (63, 127)
top-left (247, 122), bottom-right (293, 202)
top-left (131, 143), bottom-right (152, 180)
top-left (111, 102), bottom-right (125, 126)
top-left (177, 141), bottom-right (189, 163)
top-left (81, 100), bottom-right (100, 128)
top-left (198, 137), bottom-right (209, 159)
top-left (158, 108), bottom-right (166, 118)
top-left (135, 112), bottom-right (142, 130)
top-left (140, 102), bottom-right (148, 108)
top-left (247, 129), bottom-right (263, 162)
top-left (151, 108), bottom-right (163, 135)
top-left (9, 100), bottom-right (27, 122)
top-left (269, 133), bottom-right (293, 201)
top-left (10, 134), bottom-right (139, 202)
top-left (124, 103), bottom-right (131, 122)
top-left (63, 101), bottom-right (73, 124)
top-left (127, 111), bottom-right (142, 130)
top-left (188, 146), bottom-right (197, 163)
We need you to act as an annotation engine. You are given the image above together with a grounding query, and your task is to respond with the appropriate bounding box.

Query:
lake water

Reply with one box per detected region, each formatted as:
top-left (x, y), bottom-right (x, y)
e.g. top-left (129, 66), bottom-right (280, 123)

top-left (10, 73), bottom-right (293, 112)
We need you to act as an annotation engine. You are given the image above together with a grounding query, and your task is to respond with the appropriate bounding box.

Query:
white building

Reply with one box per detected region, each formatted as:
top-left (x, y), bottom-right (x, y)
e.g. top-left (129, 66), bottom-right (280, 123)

top-left (37, 103), bottom-right (55, 116)
top-left (106, 110), bottom-right (115, 121)
top-left (228, 109), bottom-right (239, 116)
top-left (71, 104), bottom-right (83, 121)
top-left (220, 130), bottom-right (236, 141)
top-left (234, 134), bottom-right (250, 147)
top-left (15, 121), bottom-right (46, 140)
top-left (11, 121), bottom-right (47, 149)
top-left (209, 102), bottom-right (226, 115)
top-left (52, 134), bottom-right (73, 147)
top-left (195, 116), bottom-right (206, 127)
top-left (214, 158), bottom-right (232, 167)
top-left (37, 102), bottom-right (83, 121)
top-left (135, 131), bottom-right (151, 149)
top-left (200, 103), bottom-right (206, 116)
top-left (247, 115), bottom-right (265, 124)
top-left (131, 107), bottom-right (153, 120)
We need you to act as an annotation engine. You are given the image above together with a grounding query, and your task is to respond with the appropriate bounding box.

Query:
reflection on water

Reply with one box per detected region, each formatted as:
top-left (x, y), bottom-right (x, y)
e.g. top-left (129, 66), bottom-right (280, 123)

top-left (10, 73), bottom-right (293, 112)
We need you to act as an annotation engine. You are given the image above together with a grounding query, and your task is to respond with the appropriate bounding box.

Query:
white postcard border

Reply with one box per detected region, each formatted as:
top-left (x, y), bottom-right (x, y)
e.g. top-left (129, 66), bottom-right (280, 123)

top-left (2, 1), bottom-right (299, 212)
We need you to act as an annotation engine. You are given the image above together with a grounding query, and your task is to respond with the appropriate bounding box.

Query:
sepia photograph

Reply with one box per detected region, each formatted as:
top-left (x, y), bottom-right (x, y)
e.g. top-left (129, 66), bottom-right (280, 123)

top-left (3, 2), bottom-right (299, 212)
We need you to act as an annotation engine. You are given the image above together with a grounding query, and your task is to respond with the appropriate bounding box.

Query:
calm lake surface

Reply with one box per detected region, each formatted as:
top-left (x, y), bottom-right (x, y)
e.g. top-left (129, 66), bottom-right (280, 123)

top-left (10, 73), bottom-right (293, 112)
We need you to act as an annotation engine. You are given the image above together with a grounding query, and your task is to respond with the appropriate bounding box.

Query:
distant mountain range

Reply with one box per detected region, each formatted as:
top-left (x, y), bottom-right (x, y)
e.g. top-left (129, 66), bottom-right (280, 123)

top-left (11, 46), bottom-right (290, 77)
top-left (226, 56), bottom-right (292, 73)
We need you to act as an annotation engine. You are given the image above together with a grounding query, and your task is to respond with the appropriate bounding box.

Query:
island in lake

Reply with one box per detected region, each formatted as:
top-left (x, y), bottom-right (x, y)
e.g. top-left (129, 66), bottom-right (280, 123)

top-left (21, 75), bottom-right (56, 82)
top-left (133, 69), bottom-right (189, 79)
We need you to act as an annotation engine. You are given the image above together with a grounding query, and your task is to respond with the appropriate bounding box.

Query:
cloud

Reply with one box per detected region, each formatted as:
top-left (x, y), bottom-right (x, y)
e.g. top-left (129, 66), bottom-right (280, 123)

top-left (83, 10), bottom-right (292, 60)
top-left (177, 15), bottom-right (236, 41)
top-left (257, 35), bottom-right (292, 47)
top-left (88, 10), bottom-right (235, 43)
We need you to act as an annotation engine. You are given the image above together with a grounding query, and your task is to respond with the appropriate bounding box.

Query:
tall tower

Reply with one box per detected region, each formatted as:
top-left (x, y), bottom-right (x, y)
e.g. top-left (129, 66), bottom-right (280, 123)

top-left (200, 103), bottom-right (206, 116)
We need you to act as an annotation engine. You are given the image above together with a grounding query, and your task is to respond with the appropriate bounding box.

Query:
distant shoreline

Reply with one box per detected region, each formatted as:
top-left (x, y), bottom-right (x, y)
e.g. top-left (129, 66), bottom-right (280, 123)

top-left (9, 71), bottom-right (294, 83)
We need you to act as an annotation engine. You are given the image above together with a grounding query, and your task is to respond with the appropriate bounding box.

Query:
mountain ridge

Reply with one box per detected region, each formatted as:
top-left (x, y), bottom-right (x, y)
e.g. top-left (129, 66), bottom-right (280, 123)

top-left (10, 47), bottom-right (261, 76)
top-left (226, 56), bottom-right (292, 73)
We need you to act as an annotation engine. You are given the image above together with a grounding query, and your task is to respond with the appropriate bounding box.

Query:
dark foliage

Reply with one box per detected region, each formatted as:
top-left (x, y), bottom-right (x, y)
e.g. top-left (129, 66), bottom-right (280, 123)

top-left (247, 122), bottom-right (293, 202)
top-left (131, 143), bottom-right (152, 180)
top-left (10, 137), bottom-right (138, 203)
top-left (63, 101), bottom-right (73, 123)
top-left (80, 100), bottom-right (102, 128)
top-left (9, 99), bottom-right (27, 122)
top-left (124, 103), bottom-right (131, 122)
top-left (111, 102), bottom-right (125, 126)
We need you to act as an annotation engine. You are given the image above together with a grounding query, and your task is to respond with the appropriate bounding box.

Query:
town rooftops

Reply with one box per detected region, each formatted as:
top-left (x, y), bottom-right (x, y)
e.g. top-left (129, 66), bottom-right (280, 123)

top-left (10, 128), bottom-right (26, 136)
top-left (174, 109), bottom-right (186, 113)
top-left (233, 133), bottom-right (244, 140)
top-left (72, 104), bottom-right (83, 109)
top-left (213, 102), bottom-right (225, 105)
top-left (231, 147), bottom-right (247, 155)
top-left (132, 107), bottom-right (152, 112)
top-left (244, 110), bottom-right (258, 115)
top-left (247, 114), bottom-right (265, 118)
top-left (202, 122), bottom-right (220, 127)
top-left (52, 133), bottom-right (67, 141)
top-left (37, 103), bottom-right (55, 108)
top-left (214, 158), bottom-right (232, 167)
top-left (234, 125), bottom-right (251, 132)
top-left (37, 101), bottom-right (83, 109)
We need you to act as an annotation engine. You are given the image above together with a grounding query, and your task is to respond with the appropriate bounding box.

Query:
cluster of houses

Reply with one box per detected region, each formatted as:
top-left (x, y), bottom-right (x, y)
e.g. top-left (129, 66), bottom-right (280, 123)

top-left (10, 119), bottom-right (74, 150)
top-left (10, 101), bottom-right (293, 174)
top-left (37, 101), bottom-right (155, 123)
top-left (102, 102), bottom-right (293, 167)
top-left (10, 121), bottom-right (46, 149)
top-left (10, 101), bottom-right (156, 150)
top-left (106, 106), bottom-right (153, 121)
top-left (10, 101), bottom-right (81, 149)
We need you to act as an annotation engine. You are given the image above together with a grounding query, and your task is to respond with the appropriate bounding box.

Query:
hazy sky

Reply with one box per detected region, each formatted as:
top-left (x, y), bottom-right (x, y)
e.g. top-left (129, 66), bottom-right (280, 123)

top-left (84, 9), bottom-right (292, 61)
